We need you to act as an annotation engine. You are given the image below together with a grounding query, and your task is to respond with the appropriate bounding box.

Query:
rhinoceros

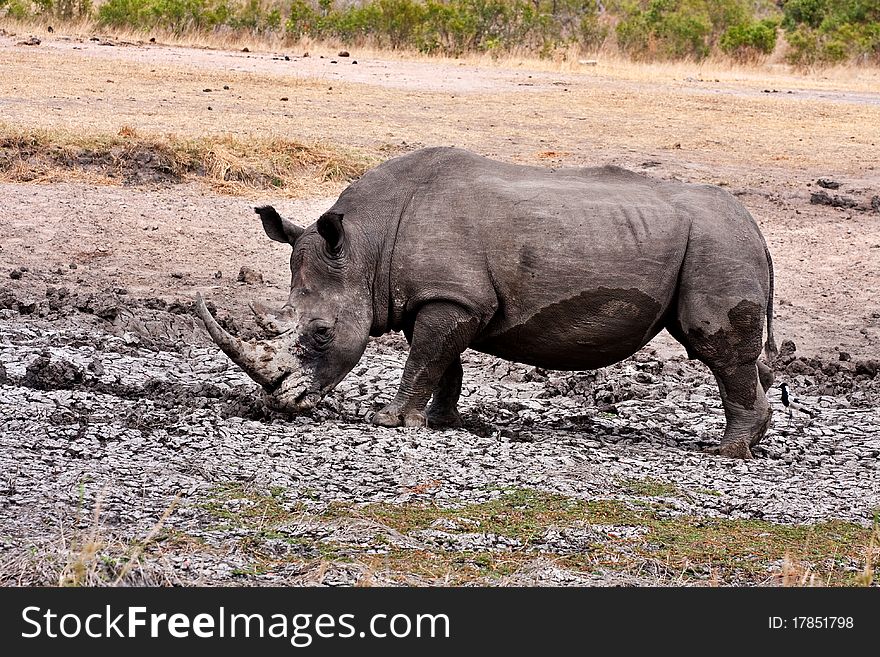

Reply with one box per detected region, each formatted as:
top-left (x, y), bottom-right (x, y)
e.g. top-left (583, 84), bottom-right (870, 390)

top-left (196, 147), bottom-right (777, 458)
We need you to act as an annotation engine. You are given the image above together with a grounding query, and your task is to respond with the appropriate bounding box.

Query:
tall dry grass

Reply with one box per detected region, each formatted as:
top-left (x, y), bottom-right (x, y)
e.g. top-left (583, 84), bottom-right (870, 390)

top-left (0, 123), bottom-right (372, 196)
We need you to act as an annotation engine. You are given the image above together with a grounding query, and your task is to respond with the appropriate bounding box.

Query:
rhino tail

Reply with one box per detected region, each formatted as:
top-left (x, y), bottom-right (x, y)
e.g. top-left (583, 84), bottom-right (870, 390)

top-left (763, 246), bottom-right (778, 363)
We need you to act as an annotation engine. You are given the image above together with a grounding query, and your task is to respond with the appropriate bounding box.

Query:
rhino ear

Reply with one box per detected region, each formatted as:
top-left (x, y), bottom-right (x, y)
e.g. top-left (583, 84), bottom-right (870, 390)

top-left (255, 205), bottom-right (303, 245)
top-left (317, 211), bottom-right (345, 256)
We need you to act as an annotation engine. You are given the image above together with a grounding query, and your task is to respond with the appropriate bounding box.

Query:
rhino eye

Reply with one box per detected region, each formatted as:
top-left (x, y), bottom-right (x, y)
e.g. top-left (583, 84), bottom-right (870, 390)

top-left (312, 323), bottom-right (334, 346)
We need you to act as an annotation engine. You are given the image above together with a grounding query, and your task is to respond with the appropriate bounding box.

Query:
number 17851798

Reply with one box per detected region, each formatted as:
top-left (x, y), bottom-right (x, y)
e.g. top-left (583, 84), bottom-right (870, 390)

top-left (769, 617), bottom-right (854, 629)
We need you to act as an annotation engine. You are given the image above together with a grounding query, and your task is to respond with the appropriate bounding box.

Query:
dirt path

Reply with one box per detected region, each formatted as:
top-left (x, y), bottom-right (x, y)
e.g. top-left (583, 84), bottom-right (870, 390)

top-left (13, 33), bottom-right (880, 102)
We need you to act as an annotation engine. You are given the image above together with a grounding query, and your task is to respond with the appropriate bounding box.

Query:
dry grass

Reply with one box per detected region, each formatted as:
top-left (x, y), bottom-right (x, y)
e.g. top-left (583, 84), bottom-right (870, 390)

top-left (854, 521), bottom-right (878, 587)
top-left (0, 487), bottom-right (188, 587)
top-left (0, 123), bottom-right (372, 196)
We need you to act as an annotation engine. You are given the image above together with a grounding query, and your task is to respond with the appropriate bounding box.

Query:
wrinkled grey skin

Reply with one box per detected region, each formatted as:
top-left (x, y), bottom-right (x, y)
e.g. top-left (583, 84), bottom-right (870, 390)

top-left (197, 147), bottom-right (778, 459)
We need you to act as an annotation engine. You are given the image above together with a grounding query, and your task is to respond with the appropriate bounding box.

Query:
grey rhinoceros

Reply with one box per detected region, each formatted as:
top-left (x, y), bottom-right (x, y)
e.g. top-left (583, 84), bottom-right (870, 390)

top-left (196, 147), bottom-right (777, 459)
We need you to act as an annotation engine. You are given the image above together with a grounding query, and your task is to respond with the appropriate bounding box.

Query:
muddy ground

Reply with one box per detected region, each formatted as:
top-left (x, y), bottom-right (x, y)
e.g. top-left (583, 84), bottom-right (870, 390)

top-left (1, 33), bottom-right (879, 586)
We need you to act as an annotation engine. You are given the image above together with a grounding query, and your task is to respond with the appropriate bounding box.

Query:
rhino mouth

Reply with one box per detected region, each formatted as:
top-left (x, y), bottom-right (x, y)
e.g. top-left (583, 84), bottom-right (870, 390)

top-left (267, 371), bottom-right (322, 413)
top-left (195, 293), bottom-right (320, 413)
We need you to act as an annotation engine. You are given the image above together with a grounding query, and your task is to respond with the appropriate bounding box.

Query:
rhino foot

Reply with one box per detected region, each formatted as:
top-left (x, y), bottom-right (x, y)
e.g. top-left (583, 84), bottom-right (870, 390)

top-left (372, 405), bottom-right (428, 428)
top-left (705, 442), bottom-right (753, 459)
top-left (403, 409), bottom-right (428, 428)
top-left (427, 409), bottom-right (462, 429)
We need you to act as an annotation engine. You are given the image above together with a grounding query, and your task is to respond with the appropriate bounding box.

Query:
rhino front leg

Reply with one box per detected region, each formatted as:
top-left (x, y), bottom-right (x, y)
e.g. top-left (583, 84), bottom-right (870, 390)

top-left (427, 356), bottom-right (463, 428)
top-left (373, 302), bottom-right (479, 428)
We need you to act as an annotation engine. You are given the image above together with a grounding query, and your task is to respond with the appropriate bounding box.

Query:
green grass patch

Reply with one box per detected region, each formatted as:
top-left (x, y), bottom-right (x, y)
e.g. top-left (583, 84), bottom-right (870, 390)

top-left (200, 483), bottom-right (302, 527)
top-left (617, 477), bottom-right (681, 498)
top-left (322, 488), bottom-right (877, 585)
top-left (322, 488), bottom-right (641, 544)
top-left (198, 485), bottom-right (877, 585)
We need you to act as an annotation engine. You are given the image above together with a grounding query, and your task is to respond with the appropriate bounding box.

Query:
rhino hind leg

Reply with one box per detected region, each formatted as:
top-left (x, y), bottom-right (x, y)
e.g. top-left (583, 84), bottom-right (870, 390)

top-left (707, 363), bottom-right (772, 459)
top-left (668, 298), bottom-right (771, 459)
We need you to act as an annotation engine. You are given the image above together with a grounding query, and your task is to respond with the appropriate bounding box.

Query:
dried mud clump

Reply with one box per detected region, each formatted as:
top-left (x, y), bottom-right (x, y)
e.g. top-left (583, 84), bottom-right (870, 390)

top-left (21, 353), bottom-right (84, 390)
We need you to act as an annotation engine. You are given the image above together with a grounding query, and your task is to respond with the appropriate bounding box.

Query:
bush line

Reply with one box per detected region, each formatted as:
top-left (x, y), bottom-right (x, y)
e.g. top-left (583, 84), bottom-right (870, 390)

top-left (2, 0), bottom-right (878, 66)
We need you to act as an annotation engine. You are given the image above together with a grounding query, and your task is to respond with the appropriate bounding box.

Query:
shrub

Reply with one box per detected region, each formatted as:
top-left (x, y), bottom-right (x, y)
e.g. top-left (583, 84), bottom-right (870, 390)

top-left (616, 0), bottom-right (759, 60)
top-left (285, 0), bottom-right (319, 37)
top-left (283, 0), bottom-right (601, 57)
top-left (97, 0), bottom-right (285, 32)
top-left (782, 0), bottom-right (880, 65)
top-left (97, 0), bottom-right (153, 27)
top-left (616, 0), bottom-right (768, 59)
top-left (0, 0), bottom-right (91, 19)
top-left (719, 18), bottom-right (778, 59)
top-left (781, 0), bottom-right (829, 30)
top-left (4, 0), bottom-right (876, 65)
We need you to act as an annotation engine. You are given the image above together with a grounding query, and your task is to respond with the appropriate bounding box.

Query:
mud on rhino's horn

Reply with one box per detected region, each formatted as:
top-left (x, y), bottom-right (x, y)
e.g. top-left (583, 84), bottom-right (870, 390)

top-left (195, 293), bottom-right (289, 390)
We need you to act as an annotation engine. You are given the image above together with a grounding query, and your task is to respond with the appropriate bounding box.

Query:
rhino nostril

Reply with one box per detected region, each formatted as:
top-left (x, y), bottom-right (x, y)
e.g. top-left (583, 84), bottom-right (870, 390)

top-left (262, 372), bottom-right (288, 394)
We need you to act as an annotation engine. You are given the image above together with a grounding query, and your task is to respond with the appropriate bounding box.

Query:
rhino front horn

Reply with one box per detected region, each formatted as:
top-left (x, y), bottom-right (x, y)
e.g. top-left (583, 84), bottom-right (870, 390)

top-left (195, 293), bottom-right (287, 390)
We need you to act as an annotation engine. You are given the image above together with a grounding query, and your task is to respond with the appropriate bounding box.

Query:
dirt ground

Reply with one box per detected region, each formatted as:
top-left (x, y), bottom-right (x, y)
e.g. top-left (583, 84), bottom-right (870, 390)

top-left (0, 30), bottom-right (878, 586)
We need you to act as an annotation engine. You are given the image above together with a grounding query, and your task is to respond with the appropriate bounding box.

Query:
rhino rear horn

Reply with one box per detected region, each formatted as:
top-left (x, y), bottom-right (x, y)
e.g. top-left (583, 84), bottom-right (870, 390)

top-left (249, 300), bottom-right (285, 335)
top-left (195, 293), bottom-right (288, 389)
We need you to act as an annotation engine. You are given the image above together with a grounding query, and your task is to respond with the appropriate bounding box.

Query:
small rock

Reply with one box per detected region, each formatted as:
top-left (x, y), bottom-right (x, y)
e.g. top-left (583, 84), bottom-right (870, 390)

top-left (9, 269), bottom-right (23, 280)
top-left (838, 351), bottom-right (851, 362)
top-left (810, 190), bottom-right (858, 209)
top-left (817, 179), bottom-right (841, 190)
top-left (237, 267), bottom-right (263, 285)
top-left (88, 357), bottom-right (105, 377)
top-left (22, 354), bottom-right (83, 390)
top-left (338, 50), bottom-right (350, 57)
top-left (17, 36), bottom-right (41, 46)
top-left (242, 47), bottom-right (250, 52)
top-left (778, 339), bottom-right (797, 360)
top-left (0, 361), bottom-right (7, 384)
top-left (170, 272), bottom-right (184, 279)
top-left (214, 270), bottom-right (223, 279)
top-left (17, 298), bottom-right (37, 314)
top-left (855, 360), bottom-right (879, 378)
top-left (0, 287), bottom-right (16, 310)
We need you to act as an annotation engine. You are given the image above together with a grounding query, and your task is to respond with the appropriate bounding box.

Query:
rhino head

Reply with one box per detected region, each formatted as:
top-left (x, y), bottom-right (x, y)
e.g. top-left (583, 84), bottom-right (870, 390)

top-left (196, 206), bottom-right (373, 413)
